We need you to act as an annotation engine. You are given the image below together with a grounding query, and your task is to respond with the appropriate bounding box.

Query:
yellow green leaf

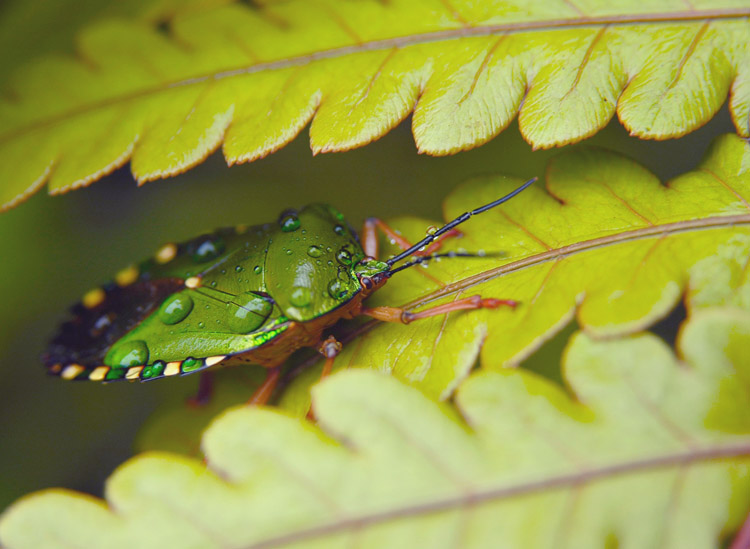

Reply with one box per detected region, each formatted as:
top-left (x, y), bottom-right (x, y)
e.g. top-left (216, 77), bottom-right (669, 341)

top-left (2, 2), bottom-right (750, 210)
top-left (2, 309), bottom-right (749, 548)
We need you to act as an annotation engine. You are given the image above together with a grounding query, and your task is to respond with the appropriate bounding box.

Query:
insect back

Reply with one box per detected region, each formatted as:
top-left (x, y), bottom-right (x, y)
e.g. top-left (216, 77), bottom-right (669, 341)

top-left (265, 205), bottom-right (365, 322)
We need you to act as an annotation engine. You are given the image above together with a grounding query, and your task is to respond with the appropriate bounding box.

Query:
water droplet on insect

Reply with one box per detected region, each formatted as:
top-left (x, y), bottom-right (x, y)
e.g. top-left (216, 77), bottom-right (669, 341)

top-left (111, 340), bottom-right (149, 368)
top-left (290, 286), bottom-right (312, 307)
top-left (158, 293), bottom-right (194, 325)
top-left (327, 260), bottom-right (333, 266)
top-left (253, 265), bottom-right (262, 274)
top-left (235, 265), bottom-right (244, 272)
top-left (337, 249), bottom-right (352, 265)
top-left (228, 291), bottom-right (273, 334)
top-left (210, 281), bottom-right (217, 287)
top-left (477, 249), bottom-right (486, 257)
top-left (279, 213), bottom-right (301, 232)
top-left (316, 259), bottom-right (321, 265)
top-left (426, 225), bottom-right (438, 235)
top-left (307, 245), bottom-right (323, 258)
top-left (220, 269), bottom-right (227, 275)
top-left (190, 235), bottom-right (225, 263)
top-left (198, 321), bottom-right (206, 329)
top-left (326, 246), bottom-right (332, 253)
top-left (286, 249), bottom-right (293, 255)
top-left (327, 279), bottom-right (349, 300)
top-left (333, 224), bottom-right (346, 236)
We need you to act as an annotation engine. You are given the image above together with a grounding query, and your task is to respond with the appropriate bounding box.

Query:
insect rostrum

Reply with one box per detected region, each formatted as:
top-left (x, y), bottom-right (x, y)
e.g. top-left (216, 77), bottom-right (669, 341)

top-left (43, 178), bottom-right (535, 403)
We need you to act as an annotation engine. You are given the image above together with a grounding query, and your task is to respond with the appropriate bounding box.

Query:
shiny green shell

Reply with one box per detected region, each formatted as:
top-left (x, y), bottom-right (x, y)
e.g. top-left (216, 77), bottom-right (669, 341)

top-left (44, 204), bottom-right (380, 381)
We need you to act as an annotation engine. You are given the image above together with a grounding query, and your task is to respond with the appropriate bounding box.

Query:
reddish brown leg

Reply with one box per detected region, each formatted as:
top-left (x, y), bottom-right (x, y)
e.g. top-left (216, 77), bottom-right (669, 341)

top-left (731, 511), bottom-right (750, 549)
top-left (247, 366), bottom-right (282, 406)
top-left (187, 371), bottom-right (214, 408)
top-left (318, 335), bottom-right (343, 378)
top-left (362, 295), bottom-right (518, 324)
top-left (362, 217), bottom-right (462, 259)
top-left (307, 336), bottom-right (343, 421)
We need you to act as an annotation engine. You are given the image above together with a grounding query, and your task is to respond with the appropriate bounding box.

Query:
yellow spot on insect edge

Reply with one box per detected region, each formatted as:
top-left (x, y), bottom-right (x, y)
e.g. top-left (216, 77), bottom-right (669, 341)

top-left (155, 243), bottom-right (177, 264)
top-left (49, 363), bottom-right (62, 373)
top-left (185, 276), bottom-right (201, 289)
top-left (82, 287), bottom-right (105, 309)
top-left (235, 224), bottom-right (248, 234)
top-left (165, 362), bottom-right (182, 376)
top-left (204, 355), bottom-right (226, 367)
top-left (115, 265), bottom-right (139, 287)
top-left (126, 366), bottom-right (143, 380)
top-left (89, 366), bottom-right (109, 381)
top-left (61, 364), bottom-right (84, 380)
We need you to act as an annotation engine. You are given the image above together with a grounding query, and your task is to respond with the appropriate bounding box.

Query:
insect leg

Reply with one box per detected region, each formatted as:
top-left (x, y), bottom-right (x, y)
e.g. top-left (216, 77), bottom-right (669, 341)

top-left (305, 336), bottom-right (343, 421)
top-left (187, 371), bottom-right (214, 407)
top-left (362, 218), bottom-right (461, 258)
top-left (247, 366), bottom-right (282, 406)
top-left (731, 509), bottom-right (750, 549)
top-left (318, 335), bottom-right (343, 378)
top-left (361, 295), bottom-right (518, 324)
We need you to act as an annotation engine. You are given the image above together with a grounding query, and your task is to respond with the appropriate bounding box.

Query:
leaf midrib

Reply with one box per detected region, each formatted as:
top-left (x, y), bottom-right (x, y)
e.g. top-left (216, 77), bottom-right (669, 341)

top-left (3, 7), bottom-right (749, 144)
top-left (245, 441), bottom-right (750, 549)
top-left (408, 212), bottom-right (750, 309)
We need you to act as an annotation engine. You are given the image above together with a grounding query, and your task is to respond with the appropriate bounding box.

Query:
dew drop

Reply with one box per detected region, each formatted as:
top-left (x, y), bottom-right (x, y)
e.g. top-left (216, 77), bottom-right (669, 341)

top-left (279, 213), bottom-right (301, 232)
top-left (336, 249), bottom-right (352, 265)
top-left (158, 293), bottom-right (194, 325)
top-left (190, 235), bottom-right (225, 263)
top-left (253, 265), bottom-right (262, 274)
top-left (333, 224), bottom-right (346, 236)
top-left (327, 279), bottom-right (349, 300)
top-left (228, 292), bottom-right (273, 333)
top-left (307, 245), bottom-right (323, 258)
top-left (110, 340), bottom-right (149, 368)
top-left (235, 265), bottom-right (244, 272)
top-left (198, 321), bottom-right (206, 329)
top-left (290, 286), bottom-right (312, 307)
top-left (286, 249), bottom-right (293, 255)
top-left (210, 281), bottom-right (217, 287)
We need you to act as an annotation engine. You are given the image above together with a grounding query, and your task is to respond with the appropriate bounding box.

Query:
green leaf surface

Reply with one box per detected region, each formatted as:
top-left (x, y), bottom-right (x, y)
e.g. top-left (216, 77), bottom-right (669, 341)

top-left (1, 1), bottom-right (749, 210)
top-left (280, 133), bottom-right (750, 411)
top-left (2, 309), bottom-right (749, 548)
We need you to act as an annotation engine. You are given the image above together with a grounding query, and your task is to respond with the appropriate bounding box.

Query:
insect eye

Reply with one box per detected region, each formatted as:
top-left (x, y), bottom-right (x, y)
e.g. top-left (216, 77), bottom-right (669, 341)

top-left (361, 277), bottom-right (373, 290)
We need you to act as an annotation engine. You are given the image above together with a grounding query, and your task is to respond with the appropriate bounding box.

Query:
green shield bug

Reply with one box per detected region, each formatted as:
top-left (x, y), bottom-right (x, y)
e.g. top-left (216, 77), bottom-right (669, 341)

top-left (44, 178), bottom-right (535, 404)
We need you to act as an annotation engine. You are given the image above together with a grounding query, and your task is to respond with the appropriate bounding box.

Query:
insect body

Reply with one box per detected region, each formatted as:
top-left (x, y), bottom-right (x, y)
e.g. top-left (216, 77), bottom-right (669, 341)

top-left (44, 178), bottom-right (535, 402)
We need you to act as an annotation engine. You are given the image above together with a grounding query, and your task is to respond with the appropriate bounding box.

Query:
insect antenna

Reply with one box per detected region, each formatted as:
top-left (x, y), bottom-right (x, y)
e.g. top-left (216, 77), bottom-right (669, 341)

top-left (385, 177), bottom-right (537, 269)
top-left (387, 251), bottom-right (504, 276)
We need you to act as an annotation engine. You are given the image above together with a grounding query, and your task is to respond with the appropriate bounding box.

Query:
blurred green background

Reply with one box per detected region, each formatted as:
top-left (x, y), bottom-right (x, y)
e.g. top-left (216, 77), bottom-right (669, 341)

top-left (0, 0), bottom-right (736, 511)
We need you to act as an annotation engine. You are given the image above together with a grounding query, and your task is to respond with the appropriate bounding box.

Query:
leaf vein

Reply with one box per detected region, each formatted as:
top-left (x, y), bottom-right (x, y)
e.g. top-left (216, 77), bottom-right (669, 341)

top-left (244, 443), bottom-right (750, 549)
top-left (2, 8), bottom-right (748, 144)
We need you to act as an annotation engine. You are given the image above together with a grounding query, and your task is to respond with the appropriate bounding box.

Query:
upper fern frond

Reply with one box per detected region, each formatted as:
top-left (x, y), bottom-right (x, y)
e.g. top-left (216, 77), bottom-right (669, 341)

top-left (1, 0), bottom-right (749, 210)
